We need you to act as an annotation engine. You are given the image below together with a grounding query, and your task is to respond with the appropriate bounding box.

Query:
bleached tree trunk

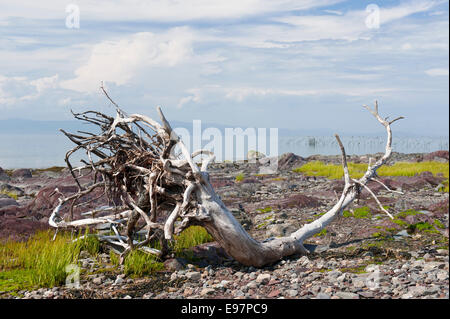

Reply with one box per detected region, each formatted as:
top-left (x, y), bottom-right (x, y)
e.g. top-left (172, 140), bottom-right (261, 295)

top-left (49, 92), bottom-right (403, 267)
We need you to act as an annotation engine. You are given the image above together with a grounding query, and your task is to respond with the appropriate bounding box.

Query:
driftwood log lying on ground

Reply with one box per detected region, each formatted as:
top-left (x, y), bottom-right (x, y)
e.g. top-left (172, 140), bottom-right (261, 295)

top-left (49, 90), bottom-right (404, 267)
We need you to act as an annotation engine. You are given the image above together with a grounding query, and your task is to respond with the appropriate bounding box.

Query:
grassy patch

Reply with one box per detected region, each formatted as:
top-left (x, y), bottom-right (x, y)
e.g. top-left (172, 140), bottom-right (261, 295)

top-left (393, 219), bottom-right (408, 227)
top-left (313, 228), bottom-right (327, 237)
top-left (256, 206), bottom-right (273, 214)
top-left (0, 230), bottom-right (100, 293)
top-left (122, 251), bottom-right (164, 277)
top-left (293, 161), bottom-right (448, 190)
top-left (433, 219), bottom-right (445, 229)
top-left (396, 209), bottom-right (424, 219)
top-left (0, 190), bottom-right (18, 200)
top-left (173, 226), bottom-right (214, 253)
top-left (292, 161), bottom-right (367, 179)
top-left (407, 222), bottom-right (440, 234)
top-left (33, 166), bottom-right (65, 174)
top-left (342, 206), bottom-right (372, 219)
top-left (353, 206), bottom-right (372, 219)
top-left (235, 173), bottom-right (245, 182)
top-left (110, 226), bottom-right (214, 276)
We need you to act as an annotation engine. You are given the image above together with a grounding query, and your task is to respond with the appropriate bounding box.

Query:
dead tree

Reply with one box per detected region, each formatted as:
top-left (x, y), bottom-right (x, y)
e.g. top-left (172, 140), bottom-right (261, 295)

top-left (49, 91), bottom-right (404, 267)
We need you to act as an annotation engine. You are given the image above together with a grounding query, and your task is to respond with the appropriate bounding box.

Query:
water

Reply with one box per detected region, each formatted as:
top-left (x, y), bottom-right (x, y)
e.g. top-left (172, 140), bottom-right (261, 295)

top-left (0, 133), bottom-right (448, 169)
top-left (279, 135), bottom-right (449, 158)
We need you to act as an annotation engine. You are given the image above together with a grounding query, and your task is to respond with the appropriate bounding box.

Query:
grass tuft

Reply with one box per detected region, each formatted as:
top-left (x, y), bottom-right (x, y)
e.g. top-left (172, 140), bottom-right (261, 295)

top-left (0, 230), bottom-right (100, 293)
top-left (293, 160), bottom-right (448, 192)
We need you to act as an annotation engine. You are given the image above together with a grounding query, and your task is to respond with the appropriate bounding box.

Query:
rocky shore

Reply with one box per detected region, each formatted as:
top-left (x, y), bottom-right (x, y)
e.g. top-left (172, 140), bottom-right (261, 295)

top-left (0, 150), bottom-right (448, 299)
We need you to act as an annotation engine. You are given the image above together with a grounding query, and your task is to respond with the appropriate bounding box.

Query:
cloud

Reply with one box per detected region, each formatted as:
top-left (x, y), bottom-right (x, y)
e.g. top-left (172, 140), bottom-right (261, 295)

top-left (0, 74), bottom-right (59, 106)
top-left (266, 0), bottom-right (441, 43)
top-left (425, 68), bottom-right (449, 76)
top-left (176, 85), bottom-right (400, 105)
top-left (60, 28), bottom-right (194, 93)
top-left (0, 0), bottom-right (344, 22)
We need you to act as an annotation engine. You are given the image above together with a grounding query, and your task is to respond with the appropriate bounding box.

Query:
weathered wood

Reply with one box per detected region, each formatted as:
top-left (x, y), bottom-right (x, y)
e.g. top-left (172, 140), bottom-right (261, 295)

top-left (49, 92), bottom-right (403, 267)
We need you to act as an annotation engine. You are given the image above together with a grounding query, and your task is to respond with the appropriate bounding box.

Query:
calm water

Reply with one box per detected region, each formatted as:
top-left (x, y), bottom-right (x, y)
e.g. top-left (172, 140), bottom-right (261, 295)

top-left (0, 133), bottom-right (448, 169)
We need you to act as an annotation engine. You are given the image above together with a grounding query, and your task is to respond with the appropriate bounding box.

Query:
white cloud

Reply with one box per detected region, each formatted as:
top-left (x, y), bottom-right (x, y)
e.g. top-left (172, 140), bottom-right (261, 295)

top-left (0, 74), bottom-right (59, 106)
top-left (60, 28), bottom-right (195, 93)
top-left (267, 0), bottom-right (441, 43)
top-left (176, 85), bottom-right (400, 105)
top-left (425, 68), bottom-right (449, 76)
top-left (177, 88), bottom-right (203, 108)
top-left (0, 0), bottom-right (344, 22)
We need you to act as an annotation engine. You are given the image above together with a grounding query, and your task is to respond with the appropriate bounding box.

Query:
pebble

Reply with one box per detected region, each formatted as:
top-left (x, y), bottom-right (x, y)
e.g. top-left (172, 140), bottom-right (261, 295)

top-left (255, 273), bottom-right (271, 284)
top-left (186, 271), bottom-right (201, 281)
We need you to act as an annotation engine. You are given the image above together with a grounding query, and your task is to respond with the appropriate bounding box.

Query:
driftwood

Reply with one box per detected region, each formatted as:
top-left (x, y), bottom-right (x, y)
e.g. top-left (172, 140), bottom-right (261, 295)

top-left (49, 90), bottom-right (404, 267)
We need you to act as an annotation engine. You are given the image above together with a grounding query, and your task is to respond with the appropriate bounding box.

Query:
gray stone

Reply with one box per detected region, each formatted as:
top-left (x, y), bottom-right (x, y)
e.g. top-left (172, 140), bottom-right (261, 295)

top-left (164, 258), bottom-right (186, 271)
top-left (113, 276), bottom-right (124, 285)
top-left (92, 276), bottom-right (104, 285)
top-left (255, 273), bottom-right (271, 284)
top-left (0, 197), bottom-right (18, 208)
top-left (200, 288), bottom-right (215, 296)
top-left (186, 271), bottom-right (201, 281)
top-left (334, 292), bottom-right (359, 299)
top-left (315, 293), bottom-right (330, 299)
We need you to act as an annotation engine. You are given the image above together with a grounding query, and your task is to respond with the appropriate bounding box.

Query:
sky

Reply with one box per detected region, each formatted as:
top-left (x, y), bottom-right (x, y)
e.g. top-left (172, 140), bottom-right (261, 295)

top-left (0, 0), bottom-right (449, 136)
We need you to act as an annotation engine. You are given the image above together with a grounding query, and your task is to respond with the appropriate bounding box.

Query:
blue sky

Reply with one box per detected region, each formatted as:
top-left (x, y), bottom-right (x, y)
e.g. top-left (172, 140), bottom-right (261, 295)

top-left (0, 0), bottom-right (448, 136)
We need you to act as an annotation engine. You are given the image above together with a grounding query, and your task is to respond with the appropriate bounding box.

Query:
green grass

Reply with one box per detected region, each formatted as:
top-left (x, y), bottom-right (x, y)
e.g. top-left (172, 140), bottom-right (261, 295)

top-left (293, 161), bottom-right (449, 191)
top-left (172, 226), bottom-right (214, 253)
top-left (292, 161), bottom-right (368, 179)
top-left (0, 190), bottom-right (18, 200)
top-left (121, 251), bottom-right (164, 277)
top-left (109, 226), bottom-right (214, 276)
top-left (235, 173), bottom-right (245, 182)
top-left (342, 206), bottom-right (372, 219)
top-left (395, 209), bottom-right (424, 219)
top-left (256, 206), bottom-right (273, 214)
top-left (32, 166), bottom-right (65, 176)
top-left (313, 228), bottom-right (327, 237)
top-left (433, 219), bottom-right (445, 229)
top-left (0, 230), bottom-right (100, 293)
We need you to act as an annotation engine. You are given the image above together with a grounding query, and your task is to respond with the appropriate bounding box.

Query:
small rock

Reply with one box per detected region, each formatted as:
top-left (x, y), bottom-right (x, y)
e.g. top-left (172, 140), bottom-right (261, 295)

top-left (287, 289), bottom-right (298, 297)
top-left (255, 273), bottom-right (271, 284)
top-left (164, 258), bottom-right (185, 271)
top-left (315, 293), bottom-right (330, 299)
top-left (200, 288), bottom-right (215, 296)
top-left (334, 292), bottom-right (359, 299)
top-left (92, 276), bottom-right (104, 285)
top-left (186, 271), bottom-right (201, 281)
top-left (113, 277), bottom-right (124, 285)
top-left (268, 289), bottom-right (281, 298)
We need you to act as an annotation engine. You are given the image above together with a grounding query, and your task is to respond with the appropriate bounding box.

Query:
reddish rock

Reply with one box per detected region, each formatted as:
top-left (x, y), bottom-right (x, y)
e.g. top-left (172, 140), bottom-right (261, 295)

top-left (267, 289), bottom-right (281, 298)
top-left (428, 200), bottom-right (449, 216)
top-left (0, 205), bottom-right (21, 217)
top-left (423, 150), bottom-right (449, 161)
top-left (278, 153), bottom-right (305, 170)
top-left (0, 216), bottom-right (49, 241)
top-left (191, 242), bottom-right (231, 265)
top-left (211, 178), bottom-right (234, 188)
top-left (0, 197), bottom-right (18, 208)
top-left (276, 194), bottom-right (321, 209)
